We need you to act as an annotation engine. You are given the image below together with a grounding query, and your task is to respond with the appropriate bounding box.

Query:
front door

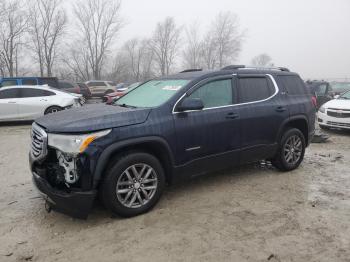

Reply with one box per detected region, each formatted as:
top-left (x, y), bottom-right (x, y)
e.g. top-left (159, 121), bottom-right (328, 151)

top-left (0, 88), bottom-right (20, 121)
top-left (173, 77), bottom-right (240, 176)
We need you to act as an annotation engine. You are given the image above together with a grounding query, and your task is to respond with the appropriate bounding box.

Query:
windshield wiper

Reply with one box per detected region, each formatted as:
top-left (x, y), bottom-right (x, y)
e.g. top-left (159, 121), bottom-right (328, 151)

top-left (116, 103), bottom-right (138, 109)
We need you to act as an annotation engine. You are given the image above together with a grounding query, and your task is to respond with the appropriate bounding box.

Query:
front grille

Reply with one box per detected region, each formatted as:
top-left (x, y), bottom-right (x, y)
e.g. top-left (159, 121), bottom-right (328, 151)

top-left (327, 110), bottom-right (350, 118)
top-left (327, 121), bottom-right (350, 128)
top-left (31, 123), bottom-right (48, 161)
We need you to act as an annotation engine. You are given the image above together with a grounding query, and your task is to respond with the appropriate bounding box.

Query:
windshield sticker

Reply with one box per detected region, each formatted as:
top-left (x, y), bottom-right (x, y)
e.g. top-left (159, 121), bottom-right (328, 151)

top-left (162, 86), bottom-right (182, 91)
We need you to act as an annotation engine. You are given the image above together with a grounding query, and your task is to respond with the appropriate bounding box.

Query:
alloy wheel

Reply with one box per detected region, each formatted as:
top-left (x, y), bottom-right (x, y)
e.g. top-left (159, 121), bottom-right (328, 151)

top-left (283, 135), bottom-right (302, 165)
top-left (116, 163), bottom-right (158, 209)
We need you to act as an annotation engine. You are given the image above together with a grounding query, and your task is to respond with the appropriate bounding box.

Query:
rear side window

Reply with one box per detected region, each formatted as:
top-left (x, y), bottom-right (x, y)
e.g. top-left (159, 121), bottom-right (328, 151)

top-left (59, 81), bottom-right (74, 89)
top-left (278, 75), bottom-right (307, 95)
top-left (39, 78), bottom-right (58, 88)
top-left (20, 88), bottom-right (55, 98)
top-left (87, 81), bottom-right (106, 87)
top-left (189, 79), bottom-right (233, 108)
top-left (0, 89), bottom-right (20, 99)
top-left (237, 77), bottom-right (273, 103)
top-left (22, 79), bottom-right (37, 85)
top-left (1, 80), bottom-right (17, 87)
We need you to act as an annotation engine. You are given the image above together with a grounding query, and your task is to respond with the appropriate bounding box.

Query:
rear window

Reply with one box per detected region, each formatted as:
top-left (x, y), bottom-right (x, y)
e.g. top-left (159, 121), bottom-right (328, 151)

top-left (278, 75), bottom-right (307, 95)
top-left (39, 78), bottom-right (58, 88)
top-left (237, 77), bottom-right (274, 103)
top-left (22, 79), bottom-right (38, 85)
top-left (20, 88), bottom-right (55, 98)
top-left (59, 81), bottom-right (75, 89)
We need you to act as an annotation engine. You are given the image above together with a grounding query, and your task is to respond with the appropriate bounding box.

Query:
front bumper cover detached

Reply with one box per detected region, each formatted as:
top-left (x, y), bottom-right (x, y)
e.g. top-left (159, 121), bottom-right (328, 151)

top-left (32, 172), bottom-right (96, 219)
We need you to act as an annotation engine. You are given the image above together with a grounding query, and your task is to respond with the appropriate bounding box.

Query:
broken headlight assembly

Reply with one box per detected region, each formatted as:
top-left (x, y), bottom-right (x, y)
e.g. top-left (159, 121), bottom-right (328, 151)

top-left (47, 129), bottom-right (111, 185)
top-left (48, 129), bottom-right (111, 155)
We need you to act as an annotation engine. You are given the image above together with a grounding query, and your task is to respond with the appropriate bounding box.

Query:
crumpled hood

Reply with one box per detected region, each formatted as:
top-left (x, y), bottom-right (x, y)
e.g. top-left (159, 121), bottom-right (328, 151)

top-left (35, 104), bottom-right (151, 133)
top-left (324, 99), bottom-right (350, 110)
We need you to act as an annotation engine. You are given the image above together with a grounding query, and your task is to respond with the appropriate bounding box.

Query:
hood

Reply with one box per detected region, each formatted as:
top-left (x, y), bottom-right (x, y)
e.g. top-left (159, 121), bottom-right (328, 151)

top-left (35, 104), bottom-right (151, 133)
top-left (324, 99), bottom-right (350, 110)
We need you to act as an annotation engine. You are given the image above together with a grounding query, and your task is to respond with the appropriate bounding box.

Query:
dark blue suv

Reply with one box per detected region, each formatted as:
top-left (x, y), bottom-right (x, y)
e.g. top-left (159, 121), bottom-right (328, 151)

top-left (29, 66), bottom-right (316, 218)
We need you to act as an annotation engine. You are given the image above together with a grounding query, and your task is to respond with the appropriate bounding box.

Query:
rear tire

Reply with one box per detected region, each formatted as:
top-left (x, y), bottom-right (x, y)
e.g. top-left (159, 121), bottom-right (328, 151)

top-left (101, 152), bottom-right (165, 217)
top-left (44, 106), bottom-right (63, 115)
top-left (272, 128), bottom-right (306, 171)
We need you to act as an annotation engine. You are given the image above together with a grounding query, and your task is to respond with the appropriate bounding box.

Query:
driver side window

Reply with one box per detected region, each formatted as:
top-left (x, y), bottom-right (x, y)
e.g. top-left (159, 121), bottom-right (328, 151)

top-left (188, 79), bottom-right (233, 109)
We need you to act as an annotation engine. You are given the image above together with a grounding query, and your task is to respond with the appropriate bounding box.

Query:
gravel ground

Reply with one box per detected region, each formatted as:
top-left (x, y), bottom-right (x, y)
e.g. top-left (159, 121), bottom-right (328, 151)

top-left (0, 124), bottom-right (349, 262)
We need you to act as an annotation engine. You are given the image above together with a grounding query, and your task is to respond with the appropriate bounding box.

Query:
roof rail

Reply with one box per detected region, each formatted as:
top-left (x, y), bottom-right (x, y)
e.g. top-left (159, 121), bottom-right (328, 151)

top-left (180, 69), bottom-right (203, 73)
top-left (221, 65), bottom-right (246, 70)
top-left (238, 66), bottom-right (290, 72)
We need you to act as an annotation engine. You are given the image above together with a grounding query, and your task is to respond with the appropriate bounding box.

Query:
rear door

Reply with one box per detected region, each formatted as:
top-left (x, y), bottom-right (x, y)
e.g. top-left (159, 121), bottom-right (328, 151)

top-left (235, 74), bottom-right (289, 163)
top-left (173, 76), bottom-right (241, 174)
top-left (17, 88), bottom-right (56, 119)
top-left (0, 88), bottom-right (20, 120)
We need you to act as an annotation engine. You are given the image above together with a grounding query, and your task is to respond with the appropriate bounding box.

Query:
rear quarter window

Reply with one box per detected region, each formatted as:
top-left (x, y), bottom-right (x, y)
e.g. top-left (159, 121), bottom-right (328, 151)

top-left (237, 76), bottom-right (274, 103)
top-left (278, 75), bottom-right (308, 95)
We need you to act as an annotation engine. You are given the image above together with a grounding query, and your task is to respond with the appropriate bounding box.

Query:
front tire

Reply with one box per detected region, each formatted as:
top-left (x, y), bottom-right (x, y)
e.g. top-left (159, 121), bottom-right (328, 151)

top-left (272, 128), bottom-right (306, 171)
top-left (44, 106), bottom-right (63, 115)
top-left (101, 152), bottom-right (165, 217)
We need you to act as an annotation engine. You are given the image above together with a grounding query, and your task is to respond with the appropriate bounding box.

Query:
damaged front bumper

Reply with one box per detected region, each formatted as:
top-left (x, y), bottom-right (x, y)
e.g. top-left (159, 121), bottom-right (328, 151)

top-left (30, 153), bottom-right (97, 219)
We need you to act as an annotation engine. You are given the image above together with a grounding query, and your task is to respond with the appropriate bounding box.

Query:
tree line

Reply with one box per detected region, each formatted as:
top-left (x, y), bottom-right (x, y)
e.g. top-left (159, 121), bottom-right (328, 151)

top-left (0, 0), bottom-right (271, 83)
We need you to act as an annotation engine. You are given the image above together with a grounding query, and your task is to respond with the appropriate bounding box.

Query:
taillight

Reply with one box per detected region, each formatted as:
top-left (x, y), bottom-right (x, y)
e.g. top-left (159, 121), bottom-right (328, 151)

top-left (311, 96), bottom-right (317, 107)
top-left (74, 86), bottom-right (80, 93)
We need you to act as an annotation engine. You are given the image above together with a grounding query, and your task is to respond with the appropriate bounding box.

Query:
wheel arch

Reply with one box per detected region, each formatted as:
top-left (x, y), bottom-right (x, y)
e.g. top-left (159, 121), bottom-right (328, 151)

top-left (93, 136), bottom-right (175, 188)
top-left (277, 115), bottom-right (309, 145)
top-left (44, 105), bottom-right (63, 115)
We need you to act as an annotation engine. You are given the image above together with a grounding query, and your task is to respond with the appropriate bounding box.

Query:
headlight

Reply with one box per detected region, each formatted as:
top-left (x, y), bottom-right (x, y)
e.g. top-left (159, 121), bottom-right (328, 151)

top-left (319, 106), bottom-right (326, 113)
top-left (48, 129), bottom-right (111, 154)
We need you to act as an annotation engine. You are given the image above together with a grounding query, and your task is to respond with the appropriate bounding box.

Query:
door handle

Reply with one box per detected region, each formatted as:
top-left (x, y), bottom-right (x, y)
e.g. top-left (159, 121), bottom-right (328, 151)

top-left (226, 112), bottom-right (239, 119)
top-left (276, 106), bottom-right (287, 112)
top-left (8, 101), bottom-right (16, 104)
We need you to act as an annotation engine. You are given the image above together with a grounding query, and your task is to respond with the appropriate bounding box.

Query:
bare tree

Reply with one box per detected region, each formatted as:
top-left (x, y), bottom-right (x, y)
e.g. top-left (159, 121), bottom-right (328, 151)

top-left (74, 0), bottom-right (123, 80)
top-left (28, 0), bottom-right (66, 77)
top-left (182, 23), bottom-right (202, 69)
top-left (150, 17), bottom-right (181, 76)
top-left (123, 38), bottom-right (155, 81)
top-left (202, 12), bottom-right (243, 69)
top-left (62, 46), bottom-right (92, 81)
top-left (0, 0), bottom-right (28, 77)
top-left (251, 53), bottom-right (273, 67)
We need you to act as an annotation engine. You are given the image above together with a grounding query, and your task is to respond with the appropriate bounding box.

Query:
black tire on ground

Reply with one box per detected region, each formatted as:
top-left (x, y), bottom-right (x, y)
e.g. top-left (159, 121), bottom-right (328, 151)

top-left (44, 106), bottom-right (63, 115)
top-left (100, 152), bottom-right (165, 218)
top-left (319, 125), bottom-right (330, 130)
top-left (272, 128), bottom-right (306, 172)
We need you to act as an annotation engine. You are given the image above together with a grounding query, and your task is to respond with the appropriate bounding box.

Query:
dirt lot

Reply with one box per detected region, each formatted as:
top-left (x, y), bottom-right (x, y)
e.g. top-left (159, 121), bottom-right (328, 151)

top-left (0, 124), bottom-right (349, 262)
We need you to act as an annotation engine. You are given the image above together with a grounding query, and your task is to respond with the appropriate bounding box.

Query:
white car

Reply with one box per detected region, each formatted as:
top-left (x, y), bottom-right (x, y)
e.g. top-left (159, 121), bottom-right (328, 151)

top-left (318, 90), bottom-right (350, 130)
top-left (0, 85), bottom-right (81, 122)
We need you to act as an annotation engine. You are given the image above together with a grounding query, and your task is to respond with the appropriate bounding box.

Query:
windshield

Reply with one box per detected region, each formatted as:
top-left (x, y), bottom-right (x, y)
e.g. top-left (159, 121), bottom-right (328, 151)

top-left (339, 91), bottom-right (350, 100)
top-left (115, 79), bottom-right (189, 108)
top-left (331, 82), bottom-right (350, 93)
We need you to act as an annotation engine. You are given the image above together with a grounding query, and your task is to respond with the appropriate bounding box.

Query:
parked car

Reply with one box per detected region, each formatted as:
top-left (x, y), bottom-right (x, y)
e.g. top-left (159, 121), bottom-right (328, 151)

top-left (85, 80), bottom-right (117, 97)
top-left (318, 90), bottom-right (350, 130)
top-left (305, 80), bottom-right (334, 109)
top-left (77, 82), bottom-right (92, 98)
top-left (330, 82), bottom-right (350, 96)
top-left (0, 77), bottom-right (58, 88)
top-left (29, 66), bottom-right (315, 219)
top-left (0, 85), bottom-right (81, 122)
top-left (103, 82), bottom-right (141, 104)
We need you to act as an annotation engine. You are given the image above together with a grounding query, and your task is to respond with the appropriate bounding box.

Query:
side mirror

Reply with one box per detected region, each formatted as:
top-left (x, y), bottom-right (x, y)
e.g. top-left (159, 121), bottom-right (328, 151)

top-left (177, 97), bottom-right (204, 112)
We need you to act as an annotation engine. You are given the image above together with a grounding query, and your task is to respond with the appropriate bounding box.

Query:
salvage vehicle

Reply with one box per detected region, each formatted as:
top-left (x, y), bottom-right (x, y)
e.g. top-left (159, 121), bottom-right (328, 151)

top-left (29, 66), bottom-right (316, 219)
top-left (318, 90), bottom-right (350, 130)
top-left (305, 80), bottom-right (333, 108)
top-left (0, 77), bottom-right (58, 88)
top-left (57, 80), bottom-right (91, 100)
top-left (0, 85), bottom-right (81, 121)
top-left (85, 80), bottom-right (117, 97)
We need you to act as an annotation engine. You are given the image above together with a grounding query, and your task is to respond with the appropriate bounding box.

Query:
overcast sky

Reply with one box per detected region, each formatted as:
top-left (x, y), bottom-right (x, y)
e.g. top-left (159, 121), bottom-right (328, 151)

top-left (111, 0), bottom-right (349, 80)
